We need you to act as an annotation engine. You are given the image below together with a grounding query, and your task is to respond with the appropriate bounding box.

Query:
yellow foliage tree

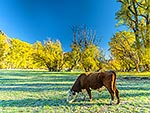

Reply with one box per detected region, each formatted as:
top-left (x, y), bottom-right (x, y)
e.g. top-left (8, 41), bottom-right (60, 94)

top-left (6, 38), bottom-right (33, 69)
top-left (33, 39), bottom-right (63, 71)
top-left (0, 32), bottom-right (11, 68)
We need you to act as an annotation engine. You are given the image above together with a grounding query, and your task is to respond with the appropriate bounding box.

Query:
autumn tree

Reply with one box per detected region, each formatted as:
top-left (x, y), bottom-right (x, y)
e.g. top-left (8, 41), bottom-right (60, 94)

top-left (32, 39), bottom-right (63, 71)
top-left (6, 38), bottom-right (33, 69)
top-left (63, 47), bottom-right (80, 71)
top-left (115, 0), bottom-right (150, 71)
top-left (68, 25), bottom-right (104, 72)
top-left (109, 31), bottom-right (138, 71)
top-left (116, 0), bottom-right (150, 48)
top-left (81, 44), bottom-right (104, 72)
top-left (0, 31), bottom-right (10, 68)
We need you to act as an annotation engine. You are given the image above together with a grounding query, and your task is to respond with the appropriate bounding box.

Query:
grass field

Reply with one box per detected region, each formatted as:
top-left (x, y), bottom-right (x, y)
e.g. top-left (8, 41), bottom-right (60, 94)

top-left (0, 70), bottom-right (150, 113)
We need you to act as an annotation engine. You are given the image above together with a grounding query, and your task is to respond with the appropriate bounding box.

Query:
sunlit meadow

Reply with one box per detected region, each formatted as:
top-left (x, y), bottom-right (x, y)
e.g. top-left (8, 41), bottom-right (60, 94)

top-left (0, 70), bottom-right (150, 113)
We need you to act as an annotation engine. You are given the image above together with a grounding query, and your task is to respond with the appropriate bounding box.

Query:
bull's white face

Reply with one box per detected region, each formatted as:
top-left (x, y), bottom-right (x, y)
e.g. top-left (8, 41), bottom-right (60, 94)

top-left (66, 90), bottom-right (77, 103)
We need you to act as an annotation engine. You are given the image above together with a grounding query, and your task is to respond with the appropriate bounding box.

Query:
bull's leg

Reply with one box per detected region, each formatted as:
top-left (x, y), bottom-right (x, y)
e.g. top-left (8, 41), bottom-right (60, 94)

top-left (115, 88), bottom-right (120, 104)
top-left (105, 86), bottom-right (115, 105)
top-left (109, 89), bottom-right (115, 105)
top-left (113, 84), bottom-right (120, 104)
top-left (86, 88), bottom-right (92, 101)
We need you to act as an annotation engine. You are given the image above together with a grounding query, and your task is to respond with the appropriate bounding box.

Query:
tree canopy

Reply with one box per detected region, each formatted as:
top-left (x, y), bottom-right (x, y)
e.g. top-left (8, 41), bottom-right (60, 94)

top-left (109, 0), bottom-right (150, 71)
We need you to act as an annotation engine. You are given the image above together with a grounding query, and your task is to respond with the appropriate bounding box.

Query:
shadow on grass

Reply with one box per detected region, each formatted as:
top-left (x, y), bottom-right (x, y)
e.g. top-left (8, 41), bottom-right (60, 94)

top-left (0, 98), bottom-right (107, 107)
top-left (120, 92), bottom-right (150, 98)
top-left (0, 82), bottom-right (72, 92)
top-left (0, 87), bottom-right (70, 92)
top-left (0, 74), bottom-right (77, 83)
top-left (118, 86), bottom-right (150, 91)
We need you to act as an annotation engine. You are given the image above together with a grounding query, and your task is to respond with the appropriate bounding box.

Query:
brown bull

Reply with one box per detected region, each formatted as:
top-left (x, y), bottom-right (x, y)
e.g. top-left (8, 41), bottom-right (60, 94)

top-left (67, 71), bottom-right (120, 104)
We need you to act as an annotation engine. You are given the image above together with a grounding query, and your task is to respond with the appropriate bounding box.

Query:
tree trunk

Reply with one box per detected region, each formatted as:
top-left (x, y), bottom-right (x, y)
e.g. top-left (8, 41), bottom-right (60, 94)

top-left (135, 63), bottom-right (140, 72)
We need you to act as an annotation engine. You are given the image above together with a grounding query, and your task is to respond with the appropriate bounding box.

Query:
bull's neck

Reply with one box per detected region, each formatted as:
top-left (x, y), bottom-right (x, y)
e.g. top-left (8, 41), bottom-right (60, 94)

top-left (71, 84), bottom-right (81, 93)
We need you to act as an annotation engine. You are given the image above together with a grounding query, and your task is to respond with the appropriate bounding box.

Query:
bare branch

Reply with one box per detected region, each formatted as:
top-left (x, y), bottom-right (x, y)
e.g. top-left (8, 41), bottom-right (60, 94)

top-left (128, 5), bottom-right (135, 15)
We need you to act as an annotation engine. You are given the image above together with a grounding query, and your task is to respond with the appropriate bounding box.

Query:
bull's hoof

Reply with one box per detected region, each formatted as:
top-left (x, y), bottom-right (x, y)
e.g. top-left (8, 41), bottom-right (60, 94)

top-left (89, 99), bottom-right (92, 102)
top-left (68, 100), bottom-right (73, 103)
top-left (68, 101), bottom-right (72, 104)
top-left (109, 101), bottom-right (114, 105)
top-left (116, 100), bottom-right (120, 104)
top-left (109, 102), bottom-right (112, 105)
top-left (67, 98), bottom-right (75, 103)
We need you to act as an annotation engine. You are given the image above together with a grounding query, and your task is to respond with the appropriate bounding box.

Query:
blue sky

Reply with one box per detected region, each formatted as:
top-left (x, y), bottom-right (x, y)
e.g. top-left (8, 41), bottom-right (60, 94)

top-left (0, 0), bottom-right (123, 56)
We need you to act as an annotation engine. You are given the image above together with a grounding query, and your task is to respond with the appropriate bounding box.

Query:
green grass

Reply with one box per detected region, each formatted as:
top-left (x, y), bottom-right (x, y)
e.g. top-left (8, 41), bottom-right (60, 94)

top-left (0, 70), bottom-right (150, 113)
top-left (117, 72), bottom-right (150, 77)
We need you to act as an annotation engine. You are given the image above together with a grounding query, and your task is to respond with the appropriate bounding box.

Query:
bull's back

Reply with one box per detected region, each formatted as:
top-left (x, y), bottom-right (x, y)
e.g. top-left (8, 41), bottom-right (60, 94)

top-left (75, 73), bottom-right (97, 89)
top-left (75, 71), bottom-right (117, 90)
top-left (102, 71), bottom-right (117, 89)
top-left (86, 73), bottom-right (103, 89)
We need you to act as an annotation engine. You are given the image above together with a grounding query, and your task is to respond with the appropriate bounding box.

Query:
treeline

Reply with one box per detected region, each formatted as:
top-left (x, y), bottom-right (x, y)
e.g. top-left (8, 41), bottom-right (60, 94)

top-left (0, 26), bottom-right (105, 72)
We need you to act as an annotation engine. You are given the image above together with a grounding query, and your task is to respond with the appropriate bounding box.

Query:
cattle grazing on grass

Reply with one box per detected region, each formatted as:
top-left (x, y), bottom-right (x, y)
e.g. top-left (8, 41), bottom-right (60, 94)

top-left (67, 71), bottom-right (120, 104)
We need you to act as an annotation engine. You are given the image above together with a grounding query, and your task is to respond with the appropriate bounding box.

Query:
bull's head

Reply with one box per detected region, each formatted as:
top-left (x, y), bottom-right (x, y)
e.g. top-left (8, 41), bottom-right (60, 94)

top-left (67, 90), bottom-right (86, 103)
top-left (66, 89), bottom-right (77, 103)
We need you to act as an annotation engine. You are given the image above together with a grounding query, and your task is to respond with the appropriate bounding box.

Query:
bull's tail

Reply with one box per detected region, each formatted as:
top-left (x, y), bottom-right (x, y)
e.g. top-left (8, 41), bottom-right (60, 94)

top-left (110, 71), bottom-right (116, 91)
top-left (110, 71), bottom-right (120, 104)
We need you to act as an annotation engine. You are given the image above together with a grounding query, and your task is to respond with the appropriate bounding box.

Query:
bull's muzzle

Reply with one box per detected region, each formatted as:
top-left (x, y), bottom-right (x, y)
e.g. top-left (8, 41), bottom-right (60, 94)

top-left (66, 90), bottom-right (77, 103)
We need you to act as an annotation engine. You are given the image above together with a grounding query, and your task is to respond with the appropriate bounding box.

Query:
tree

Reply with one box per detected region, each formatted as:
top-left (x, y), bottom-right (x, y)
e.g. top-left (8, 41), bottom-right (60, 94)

top-left (81, 44), bottom-right (103, 72)
top-left (33, 39), bottom-right (63, 71)
top-left (116, 0), bottom-right (150, 71)
top-left (6, 38), bottom-right (33, 69)
top-left (63, 49), bottom-right (80, 71)
top-left (109, 31), bottom-right (138, 71)
top-left (0, 31), bottom-right (10, 68)
top-left (116, 0), bottom-right (150, 47)
top-left (68, 25), bottom-right (104, 72)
